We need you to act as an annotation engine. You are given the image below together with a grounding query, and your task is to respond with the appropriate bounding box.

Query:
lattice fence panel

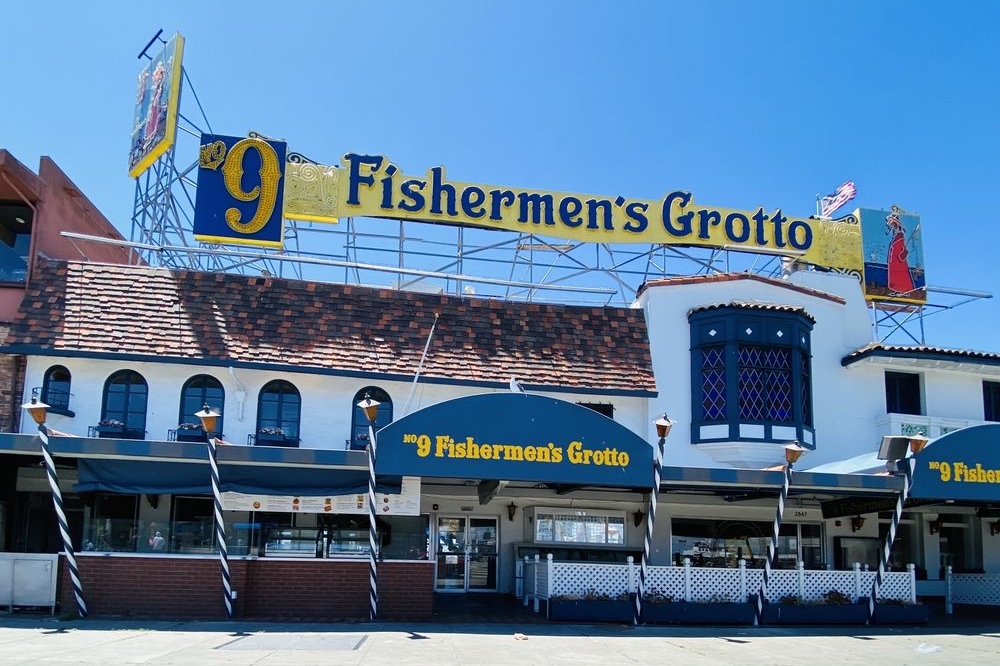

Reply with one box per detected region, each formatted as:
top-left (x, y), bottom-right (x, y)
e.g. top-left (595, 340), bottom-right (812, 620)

top-left (645, 566), bottom-right (685, 600)
top-left (535, 561), bottom-right (549, 598)
top-left (876, 572), bottom-right (914, 601)
top-left (550, 562), bottom-right (630, 598)
top-left (801, 570), bottom-right (857, 601)
top-left (745, 569), bottom-right (764, 599)
top-left (689, 567), bottom-right (744, 603)
top-left (765, 569), bottom-right (800, 601)
top-left (952, 575), bottom-right (1000, 605)
top-left (523, 560), bottom-right (537, 597)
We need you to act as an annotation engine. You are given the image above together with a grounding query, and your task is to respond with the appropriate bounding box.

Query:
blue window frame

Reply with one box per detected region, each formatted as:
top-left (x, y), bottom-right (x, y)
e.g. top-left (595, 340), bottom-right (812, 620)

top-left (351, 387), bottom-right (393, 450)
top-left (42, 365), bottom-right (73, 415)
top-left (179, 374), bottom-right (225, 432)
top-left (102, 370), bottom-right (148, 439)
top-left (690, 307), bottom-right (814, 446)
top-left (257, 380), bottom-right (301, 440)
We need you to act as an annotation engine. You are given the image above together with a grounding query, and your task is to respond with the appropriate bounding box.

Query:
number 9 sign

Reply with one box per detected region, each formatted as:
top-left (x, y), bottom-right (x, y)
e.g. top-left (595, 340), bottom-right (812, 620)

top-left (194, 134), bottom-right (287, 248)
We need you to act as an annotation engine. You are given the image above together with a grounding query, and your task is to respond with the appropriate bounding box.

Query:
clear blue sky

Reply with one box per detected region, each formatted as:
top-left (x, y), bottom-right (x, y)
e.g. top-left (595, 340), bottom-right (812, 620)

top-left (4, 2), bottom-right (999, 350)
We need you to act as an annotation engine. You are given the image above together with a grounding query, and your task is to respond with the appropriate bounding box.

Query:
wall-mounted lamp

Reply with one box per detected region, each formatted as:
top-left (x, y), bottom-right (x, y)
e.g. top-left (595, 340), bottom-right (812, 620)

top-left (990, 521), bottom-right (1000, 536)
top-left (633, 510), bottom-right (645, 528)
top-left (506, 502), bottom-right (517, 522)
top-left (929, 519), bottom-right (942, 535)
top-left (850, 516), bottom-right (866, 532)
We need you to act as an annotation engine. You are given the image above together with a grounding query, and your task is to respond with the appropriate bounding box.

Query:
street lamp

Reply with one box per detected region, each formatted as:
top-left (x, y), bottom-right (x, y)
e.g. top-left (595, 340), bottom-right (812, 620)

top-left (634, 414), bottom-right (674, 625)
top-left (868, 434), bottom-right (929, 621)
top-left (754, 441), bottom-right (806, 626)
top-left (20, 396), bottom-right (87, 618)
top-left (196, 404), bottom-right (233, 619)
top-left (357, 394), bottom-right (381, 620)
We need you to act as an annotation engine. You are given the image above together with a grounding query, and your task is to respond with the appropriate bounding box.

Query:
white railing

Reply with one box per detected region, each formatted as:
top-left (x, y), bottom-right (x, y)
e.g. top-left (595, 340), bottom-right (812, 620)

top-left (877, 413), bottom-right (986, 440)
top-left (945, 567), bottom-right (1000, 613)
top-left (523, 555), bottom-right (917, 612)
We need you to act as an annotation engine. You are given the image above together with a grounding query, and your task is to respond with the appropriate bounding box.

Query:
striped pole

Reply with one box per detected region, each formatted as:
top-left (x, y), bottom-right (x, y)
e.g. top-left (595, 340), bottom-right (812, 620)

top-left (367, 419), bottom-right (379, 620)
top-left (754, 462), bottom-right (794, 626)
top-left (206, 435), bottom-right (233, 619)
top-left (868, 456), bottom-right (915, 622)
top-left (38, 422), bottom-right (87, 618)
top-left (633, 431), bottom-right (665, 625)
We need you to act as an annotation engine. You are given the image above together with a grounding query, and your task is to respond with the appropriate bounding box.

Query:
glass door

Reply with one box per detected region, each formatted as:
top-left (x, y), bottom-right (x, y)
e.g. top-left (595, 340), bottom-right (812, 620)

top-left (435, 516), bottom-right (499, 592)
top-left (467, 518), bottom-right (498, 591)
top-left (435, 517), bottom-right (467, 590)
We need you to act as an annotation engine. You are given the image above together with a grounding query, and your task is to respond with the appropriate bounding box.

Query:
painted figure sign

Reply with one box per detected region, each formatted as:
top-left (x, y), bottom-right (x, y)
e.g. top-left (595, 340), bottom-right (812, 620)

top-left (128, 34), bottom-right (184, 178)
top-left (860, 206), bottom-right (926, 304)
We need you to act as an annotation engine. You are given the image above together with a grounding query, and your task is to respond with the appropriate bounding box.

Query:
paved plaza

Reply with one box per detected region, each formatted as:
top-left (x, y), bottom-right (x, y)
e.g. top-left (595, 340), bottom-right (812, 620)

top-left (0, 615), bottom-right (998, 666)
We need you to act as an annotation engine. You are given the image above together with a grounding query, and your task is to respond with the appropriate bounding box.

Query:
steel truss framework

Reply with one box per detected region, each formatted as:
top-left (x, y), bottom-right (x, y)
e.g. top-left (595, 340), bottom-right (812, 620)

top-left (122, 39), bottom-right (988, 346)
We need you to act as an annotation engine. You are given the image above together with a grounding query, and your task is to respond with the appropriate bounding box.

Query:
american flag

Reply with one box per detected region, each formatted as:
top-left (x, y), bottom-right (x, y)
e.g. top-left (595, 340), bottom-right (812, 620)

top-left (820, 181), bottom-right (857, 217)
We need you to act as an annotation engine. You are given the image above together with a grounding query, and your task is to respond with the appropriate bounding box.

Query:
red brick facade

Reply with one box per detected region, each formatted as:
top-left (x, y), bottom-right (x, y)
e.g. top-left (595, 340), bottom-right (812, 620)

top-left (60, 556), bottom-right (434, 620)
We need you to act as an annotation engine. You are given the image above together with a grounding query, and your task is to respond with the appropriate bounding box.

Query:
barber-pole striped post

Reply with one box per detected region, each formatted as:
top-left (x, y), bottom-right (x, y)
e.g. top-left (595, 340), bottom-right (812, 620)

top-left (36, 419), bottom-right (87, 618)
top-left (206, 435), bottom-right (233, 619)
top-left (868, 455), bottom-right (915, 622)
top-left (754, 444), bottom-right (805, 626)
top-left (357, 395), bottom-right (382, 621)
top-left (634, 416), bottom-right (673, 626)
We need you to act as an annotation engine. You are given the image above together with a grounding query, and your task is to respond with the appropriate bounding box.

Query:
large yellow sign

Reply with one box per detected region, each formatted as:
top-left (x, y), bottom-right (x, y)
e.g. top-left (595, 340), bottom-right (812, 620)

top-left (282, 153), bottom-right (863, 274)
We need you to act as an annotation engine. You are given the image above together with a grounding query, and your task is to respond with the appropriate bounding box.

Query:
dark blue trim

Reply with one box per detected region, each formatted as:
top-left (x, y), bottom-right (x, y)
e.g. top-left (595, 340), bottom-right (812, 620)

top-left (660, 465), bottom-right (902, 494)
top-left (1, 346), bottom-right (657, 398)
top-left (842, 348), bottom-right (1000, 368)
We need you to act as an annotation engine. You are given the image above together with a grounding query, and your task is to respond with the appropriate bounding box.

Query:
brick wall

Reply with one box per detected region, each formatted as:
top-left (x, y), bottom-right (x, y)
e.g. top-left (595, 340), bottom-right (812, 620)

top-left (60, 555), bottom-right (434, 620)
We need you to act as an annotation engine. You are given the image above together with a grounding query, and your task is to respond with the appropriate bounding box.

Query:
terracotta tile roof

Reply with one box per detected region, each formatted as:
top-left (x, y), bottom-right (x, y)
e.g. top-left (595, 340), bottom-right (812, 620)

top-left (688, 300), bottom-right (816, 323)
top-left (842, 342), bottom-right (1000, 367)
top-left (4, 260), bottom-right (656, 394)
top-left (639, 273), bottom-right (846, 305)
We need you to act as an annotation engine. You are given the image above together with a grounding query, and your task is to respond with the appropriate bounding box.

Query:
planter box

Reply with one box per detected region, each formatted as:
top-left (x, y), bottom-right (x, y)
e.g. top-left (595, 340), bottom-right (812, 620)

top-left (643, 601), bottom-right (755, 625)
top-left (548, 598), bottom-right (633, 623)
top-left (872, 604), bottom-right (929, 625)
top-left (255, 433), bottom-right (300, 448)
top-left (763, 602), bottom-right (869, 625)
top-left (175, 430), bottom-right (207, 443)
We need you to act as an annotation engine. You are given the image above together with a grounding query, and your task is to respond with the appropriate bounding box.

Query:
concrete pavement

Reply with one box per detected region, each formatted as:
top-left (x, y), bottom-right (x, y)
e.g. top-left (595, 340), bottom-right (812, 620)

top-left (0, 616), bottom-right (998, 666)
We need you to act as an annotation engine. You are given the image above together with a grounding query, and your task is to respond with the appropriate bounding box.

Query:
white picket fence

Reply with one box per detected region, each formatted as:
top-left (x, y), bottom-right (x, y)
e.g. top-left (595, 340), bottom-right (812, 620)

top-left (520, 554), bottom-right (917, 613)
top-left (945, 567), bottom-right (1000, 613)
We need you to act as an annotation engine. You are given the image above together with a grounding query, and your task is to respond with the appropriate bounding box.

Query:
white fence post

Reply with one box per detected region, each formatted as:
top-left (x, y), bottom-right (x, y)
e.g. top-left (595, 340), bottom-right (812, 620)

top-left (626, 556), bottom-right (635, 596)
top-left (907, 563), bottom-right (916, 604)
top-left (533, 554), bottom-right (541, 613)
top-left (796, 561), bottom-right (805, 599)
top-left (523, 556), bottom-right (530, 607)
top-left (683, 557), bottom-right (692, 601)
top-left (853, 562), bottom-right (863, 601)
top-left (945, 565), bottom-right (953, 615)
top-left (739, 559), bottom-right (747, 603)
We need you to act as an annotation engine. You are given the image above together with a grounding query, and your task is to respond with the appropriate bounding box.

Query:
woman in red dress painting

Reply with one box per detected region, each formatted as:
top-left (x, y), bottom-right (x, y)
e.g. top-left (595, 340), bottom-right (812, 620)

top-left (886, 206), bottom-right (914, 295)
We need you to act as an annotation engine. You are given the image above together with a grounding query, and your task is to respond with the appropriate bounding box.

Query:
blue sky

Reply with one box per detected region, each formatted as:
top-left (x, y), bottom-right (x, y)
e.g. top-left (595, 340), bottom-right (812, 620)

top-left (4, 2), bottom-right (999, 350)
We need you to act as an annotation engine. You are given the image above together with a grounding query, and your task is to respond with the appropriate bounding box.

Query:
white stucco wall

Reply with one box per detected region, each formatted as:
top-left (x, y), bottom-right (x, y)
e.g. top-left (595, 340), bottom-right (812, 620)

top-left (22, 356), bottom-right (650, 451)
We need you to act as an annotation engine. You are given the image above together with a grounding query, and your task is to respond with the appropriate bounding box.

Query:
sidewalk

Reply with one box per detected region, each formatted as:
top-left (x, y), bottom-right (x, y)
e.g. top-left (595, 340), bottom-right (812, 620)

top-left (0, 615), bottom-right (997, 666)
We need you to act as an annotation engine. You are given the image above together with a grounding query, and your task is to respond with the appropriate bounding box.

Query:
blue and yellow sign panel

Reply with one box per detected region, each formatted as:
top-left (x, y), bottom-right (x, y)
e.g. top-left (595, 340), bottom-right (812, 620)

top-left (194, 134), bottom-right (287, 248)
top-left (375, 393), bottom-right (653, 488)
top-left (194, 145), bottom-right (865, 273)
top-left (128, 34), bottom-right (184, 178)
top-left (911, 424), bottom-right (1000, 502)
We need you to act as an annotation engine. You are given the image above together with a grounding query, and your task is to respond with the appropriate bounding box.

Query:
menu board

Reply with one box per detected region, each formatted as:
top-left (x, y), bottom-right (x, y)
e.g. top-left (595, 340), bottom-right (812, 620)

top-left (221, 476), bottom-right (421, 515)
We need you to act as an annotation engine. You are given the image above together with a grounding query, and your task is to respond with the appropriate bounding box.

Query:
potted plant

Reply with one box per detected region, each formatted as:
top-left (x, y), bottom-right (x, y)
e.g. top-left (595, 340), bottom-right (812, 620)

top-left (174, 422), bottom-right (207, 442)
top-left (256, 426), bottom-right (298, 447)
top-left (548, 589), bottom-right (634, 622)
top-left (643, 592), bottom-right (755, 625)
top-left (763, 590), bottom-right (868, 625)
top-left (871, 597), bottom-right (929, 625)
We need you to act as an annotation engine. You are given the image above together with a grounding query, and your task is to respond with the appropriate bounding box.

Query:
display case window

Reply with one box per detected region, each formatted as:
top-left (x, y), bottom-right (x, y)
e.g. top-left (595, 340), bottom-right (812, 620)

top-left (534, 509), bottom-right (625, 545)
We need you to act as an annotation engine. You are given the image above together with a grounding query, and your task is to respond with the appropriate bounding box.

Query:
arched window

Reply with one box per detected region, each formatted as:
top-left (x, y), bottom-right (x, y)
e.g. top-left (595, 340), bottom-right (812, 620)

top-left (179, 374), bottom-right (225, 432)
top-left (257, 380), bottom-right (301, 441)
top-left (351, 387), bottom-right (393, 450)
top-left (102, 370), bottom-right (148, 439)
top-left (42, 365), bottom-right (73, 414)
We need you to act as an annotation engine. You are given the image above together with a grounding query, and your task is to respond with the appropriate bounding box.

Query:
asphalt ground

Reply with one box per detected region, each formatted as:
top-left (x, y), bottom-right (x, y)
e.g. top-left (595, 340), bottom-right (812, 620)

top-left (0, 614), bottom-right (998, 666)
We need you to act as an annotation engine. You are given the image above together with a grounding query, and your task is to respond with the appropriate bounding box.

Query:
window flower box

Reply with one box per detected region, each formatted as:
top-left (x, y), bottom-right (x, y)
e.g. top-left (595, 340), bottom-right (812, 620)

top-left (255, 428), bottom-right (300, 448)
top-left (174, 424), bottom-right (207, 443)
top-left (548, 593), bottom-right (634, 623)
top-left (92, 420), bottom-right (127, 438)
top-left (872, 601), bottom-right (929, 625)
top-left (643, 600), bottom-right (755, 625)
